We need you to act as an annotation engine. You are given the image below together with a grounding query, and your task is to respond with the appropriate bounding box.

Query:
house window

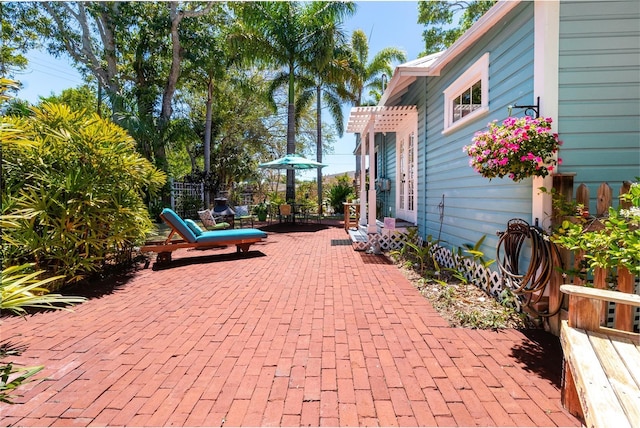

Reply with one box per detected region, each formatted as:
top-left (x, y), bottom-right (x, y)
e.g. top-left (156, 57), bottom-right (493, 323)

top-left (443, 53), bottom-right (489, 133)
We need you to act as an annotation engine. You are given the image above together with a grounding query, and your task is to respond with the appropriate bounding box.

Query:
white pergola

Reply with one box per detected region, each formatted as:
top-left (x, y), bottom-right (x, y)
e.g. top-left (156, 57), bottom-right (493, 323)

top-left (346, 105), bottom-right (417, 233)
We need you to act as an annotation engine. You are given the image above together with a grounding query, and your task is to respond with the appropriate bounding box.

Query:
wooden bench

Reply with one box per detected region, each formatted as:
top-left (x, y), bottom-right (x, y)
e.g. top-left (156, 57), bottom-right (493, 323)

top-left (560, 284), bottom-right (640, 428)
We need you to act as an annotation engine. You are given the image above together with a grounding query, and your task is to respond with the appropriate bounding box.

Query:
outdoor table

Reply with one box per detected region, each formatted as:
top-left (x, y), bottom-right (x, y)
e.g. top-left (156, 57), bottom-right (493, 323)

top-left (343, 202), bottom-right (360, 231)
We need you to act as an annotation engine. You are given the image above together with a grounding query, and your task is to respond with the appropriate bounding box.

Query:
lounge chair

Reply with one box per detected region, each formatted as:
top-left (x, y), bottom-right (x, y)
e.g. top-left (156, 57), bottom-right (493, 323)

top-left (141, 208), bottom-right (267, 264)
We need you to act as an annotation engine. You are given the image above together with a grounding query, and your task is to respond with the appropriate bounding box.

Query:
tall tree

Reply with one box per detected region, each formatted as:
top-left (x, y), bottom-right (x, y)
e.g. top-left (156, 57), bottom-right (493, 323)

top-left (232, 1), bottom-right (354, 202)
top-left (346, 29), bottom-right (406, 107)
top-left (297, 41), bottom-right (354, 215)
top-left (0, 3), bottom-right (40, 77)
top-left (10, 1), bottom-right (214, 173)
top-left (418, 0), bottom-right (496, 56)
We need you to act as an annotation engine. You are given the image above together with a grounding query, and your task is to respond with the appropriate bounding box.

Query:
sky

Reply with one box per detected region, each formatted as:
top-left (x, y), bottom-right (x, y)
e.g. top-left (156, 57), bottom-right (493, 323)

top-left (14, 1), bottom-right (426, 179)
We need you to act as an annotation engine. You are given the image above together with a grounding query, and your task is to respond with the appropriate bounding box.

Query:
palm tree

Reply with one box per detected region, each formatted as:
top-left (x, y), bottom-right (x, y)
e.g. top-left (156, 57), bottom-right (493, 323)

top-left (347, 29), bottom-right (407, 107)
top-left (297, 43), bottom-right (355, 215)
top-left (232, 1), bottom-right (354, 202)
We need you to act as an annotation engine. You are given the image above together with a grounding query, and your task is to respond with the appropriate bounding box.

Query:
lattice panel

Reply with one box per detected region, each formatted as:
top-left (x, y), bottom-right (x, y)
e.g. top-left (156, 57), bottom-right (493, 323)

top-left (378, 232), bottom-right (407, 251)
top-left (171, 181), bottom-right (204, 219)
top-left (431, 245), bottom-right (522, 311)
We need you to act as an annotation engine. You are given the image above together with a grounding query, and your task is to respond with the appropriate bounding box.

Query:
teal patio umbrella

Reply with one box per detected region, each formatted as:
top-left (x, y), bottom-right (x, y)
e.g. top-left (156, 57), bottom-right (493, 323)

top-left (258, 154), bottom-right (327, 201)
top-left (258, 154), bottom-right (327, 170)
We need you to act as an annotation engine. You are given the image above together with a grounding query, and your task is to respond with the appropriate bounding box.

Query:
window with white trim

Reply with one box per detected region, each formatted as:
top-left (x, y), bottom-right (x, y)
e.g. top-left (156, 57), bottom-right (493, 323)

top-left (443, 53), bottom-right (489, 133)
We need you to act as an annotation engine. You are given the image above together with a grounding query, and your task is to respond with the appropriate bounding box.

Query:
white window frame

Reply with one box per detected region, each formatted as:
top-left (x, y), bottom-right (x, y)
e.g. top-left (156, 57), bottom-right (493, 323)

top-left (443, 52), bottom-right (490, 134)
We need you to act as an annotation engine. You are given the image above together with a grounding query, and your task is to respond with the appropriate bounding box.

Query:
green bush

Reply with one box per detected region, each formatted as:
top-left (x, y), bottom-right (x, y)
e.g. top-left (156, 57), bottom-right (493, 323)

top-left (326, 175), bottom-right (354, 214)
top-left (551, 180), bottom-right (640, 276)
top-left (1, 103), bottom-right (166, 286)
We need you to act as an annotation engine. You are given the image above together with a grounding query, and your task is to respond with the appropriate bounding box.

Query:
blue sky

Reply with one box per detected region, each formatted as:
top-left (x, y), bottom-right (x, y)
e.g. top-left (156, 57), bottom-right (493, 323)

top-left (15, 1), bottom-right (426, 178)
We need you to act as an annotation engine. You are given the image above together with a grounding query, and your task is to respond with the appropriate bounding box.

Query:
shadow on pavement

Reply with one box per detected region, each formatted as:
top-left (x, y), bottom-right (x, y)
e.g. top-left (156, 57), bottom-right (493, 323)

top-left (151, 250), bottom-right (266, 271)
top-left (510, 328), bottom-right (564, 388)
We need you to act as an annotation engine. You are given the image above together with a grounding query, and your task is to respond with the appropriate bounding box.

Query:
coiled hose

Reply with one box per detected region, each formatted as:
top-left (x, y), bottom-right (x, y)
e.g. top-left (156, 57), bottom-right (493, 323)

top-left (496, 218), bottom-right (563, 317)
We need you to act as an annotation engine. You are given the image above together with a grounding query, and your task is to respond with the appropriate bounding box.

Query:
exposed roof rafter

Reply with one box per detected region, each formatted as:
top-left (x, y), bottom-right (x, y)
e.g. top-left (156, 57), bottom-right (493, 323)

top-left (346, 105), bottom-right (418, 134)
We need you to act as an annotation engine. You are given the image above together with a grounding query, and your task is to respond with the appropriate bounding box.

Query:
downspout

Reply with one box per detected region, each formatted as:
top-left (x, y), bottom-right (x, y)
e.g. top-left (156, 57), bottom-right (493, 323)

top-left (367, 122), bottom-right (377, 233)
top-left (359, 131), bottom-right (367, 227)
top-left (532, 0), bottom-right (559, 231)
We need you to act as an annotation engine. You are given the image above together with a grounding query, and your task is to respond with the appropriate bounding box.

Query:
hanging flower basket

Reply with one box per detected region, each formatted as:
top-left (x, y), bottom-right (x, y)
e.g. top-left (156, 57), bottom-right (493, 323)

top-left (463, 116), bottom-right (562, 182)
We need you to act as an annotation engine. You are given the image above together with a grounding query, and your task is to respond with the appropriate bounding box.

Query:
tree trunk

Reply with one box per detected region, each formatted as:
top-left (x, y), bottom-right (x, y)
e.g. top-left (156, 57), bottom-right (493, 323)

top-left (42, 2), bottom-right (122, 118)
top-left (204, 77), bottom-right (214, 208)
top-left (316, 85), bottom-right (323, 216)
top-left (286, 60), bottom-right (296, 202)
top-left (161, 2), bottom-right (182, 125)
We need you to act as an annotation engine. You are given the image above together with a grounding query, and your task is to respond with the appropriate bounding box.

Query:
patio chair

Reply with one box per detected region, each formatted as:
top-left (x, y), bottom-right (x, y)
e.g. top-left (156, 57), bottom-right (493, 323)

top-left (279, 204), bottom-right (293, 223)
top-left (234, 205), bottom-right (254, 228)
top-left (141, 208), bottom-right (267, 264)
top-left (198, 209), bottom-right (230, 230)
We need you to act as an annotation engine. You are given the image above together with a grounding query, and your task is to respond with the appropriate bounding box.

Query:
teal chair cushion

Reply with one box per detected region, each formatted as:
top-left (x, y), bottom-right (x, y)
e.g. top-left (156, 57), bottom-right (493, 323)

top-left (161, 208), bottom-right (197, 243)
top-left (195, 228), bottom-right (267, 244)
top-left (185, 219), bottom-right (204, 236)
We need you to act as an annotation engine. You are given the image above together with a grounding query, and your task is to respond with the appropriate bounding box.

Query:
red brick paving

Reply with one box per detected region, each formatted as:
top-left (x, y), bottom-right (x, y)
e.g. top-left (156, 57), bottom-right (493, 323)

top-left (0, 221), bottom-right (580, 426)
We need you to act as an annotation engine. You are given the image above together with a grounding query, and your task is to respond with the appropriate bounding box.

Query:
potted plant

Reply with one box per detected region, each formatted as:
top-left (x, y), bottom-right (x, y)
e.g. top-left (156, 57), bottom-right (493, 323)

top-left (253, 202), bottom-right (268, 221)
top-left (463, 116), bottom-right (562, 182)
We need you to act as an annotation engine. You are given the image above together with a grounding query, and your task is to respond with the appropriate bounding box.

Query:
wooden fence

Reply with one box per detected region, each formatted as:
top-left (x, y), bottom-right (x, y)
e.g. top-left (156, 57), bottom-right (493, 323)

top-left (547, 176), bottom-right (638, 336)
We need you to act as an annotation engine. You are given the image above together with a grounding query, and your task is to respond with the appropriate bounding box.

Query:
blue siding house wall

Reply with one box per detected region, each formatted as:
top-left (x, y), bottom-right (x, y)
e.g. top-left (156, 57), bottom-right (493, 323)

top-left (423, 2), bottom-right (535, 252)
top-left (348, 0), bottom-right (639, 259)
top-left (557, 0), bottom-right (640, 197)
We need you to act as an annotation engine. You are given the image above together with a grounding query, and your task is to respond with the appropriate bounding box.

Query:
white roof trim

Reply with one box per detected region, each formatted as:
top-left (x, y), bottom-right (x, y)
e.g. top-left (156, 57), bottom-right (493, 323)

top-left (379, 0), bottom-right (521, 106)
top-left (346, 105), bottom-right (417, 135)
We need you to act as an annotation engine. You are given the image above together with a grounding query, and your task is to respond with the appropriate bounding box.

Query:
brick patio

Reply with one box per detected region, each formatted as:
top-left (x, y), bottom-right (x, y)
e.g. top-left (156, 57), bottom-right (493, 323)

top-left (0, 221), bottom-right (580, 426)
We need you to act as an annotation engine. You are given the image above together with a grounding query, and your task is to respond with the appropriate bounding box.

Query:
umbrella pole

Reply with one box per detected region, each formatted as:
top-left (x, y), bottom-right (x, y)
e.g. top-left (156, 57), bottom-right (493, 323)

top-left (286, 170), bottom-right (295, 202)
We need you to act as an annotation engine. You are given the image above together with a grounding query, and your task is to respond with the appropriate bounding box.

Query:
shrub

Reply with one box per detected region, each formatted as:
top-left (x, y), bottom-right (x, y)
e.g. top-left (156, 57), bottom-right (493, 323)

top-left (1, 264), bottom-right (87, 404)
top-left (326, 174), bottom-right (354, 214)
top-left (1, 103), bottom-right (166, 285)
top-left (552, 180), bottom-right (640, 276)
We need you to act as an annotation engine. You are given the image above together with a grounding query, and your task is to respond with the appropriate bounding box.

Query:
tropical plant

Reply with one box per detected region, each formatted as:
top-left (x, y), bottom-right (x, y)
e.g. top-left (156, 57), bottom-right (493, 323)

top-left (1, 264), bottom-right (86, 315)
top-left (252, 202), bottom-right (269, 221)
top-left (232, 1), bottom-right (355, 202)
top-left (1, 103), bottom-right (166, 285)
top-left (39, 84), bottom-right (109, 118)
top-left (1, 264), bottom-right (86, 404)
top-left (326, 174), bottom-right (355, 214)
top-left (463, 116), bottom-right (562, 182)
top-left (296, 13), bottom-right (355, 216)
top-left (1, 355), bottom-right (43, 405)
top-left (346, 29), bottom-right (407, 106)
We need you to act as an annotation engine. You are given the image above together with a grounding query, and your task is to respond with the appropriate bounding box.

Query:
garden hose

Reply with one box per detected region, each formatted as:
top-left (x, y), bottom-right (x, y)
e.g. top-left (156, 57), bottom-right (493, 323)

top-left (496, 218), bottom-right (563, 317)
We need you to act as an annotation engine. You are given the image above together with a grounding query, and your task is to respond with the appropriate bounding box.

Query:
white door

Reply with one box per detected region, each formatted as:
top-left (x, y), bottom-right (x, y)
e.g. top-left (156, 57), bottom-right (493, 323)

top-left (396, 125), bottom-right (417, 223)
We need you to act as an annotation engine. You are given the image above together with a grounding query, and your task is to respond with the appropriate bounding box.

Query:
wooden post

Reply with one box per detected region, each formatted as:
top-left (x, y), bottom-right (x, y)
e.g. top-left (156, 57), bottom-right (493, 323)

top-left (615, 265), bottom-right (635, 331)
top-left (596, 182), bottom-right (612, 217)
top-left (549, 174), bottom-right (575, 336)
top-left (547, 249), bottom-right (564, 336)
top-left (615, 183), bottom-right (634, 331)
top-left (561, 291), bottom-right (602, 420)
top-left (620, 181), bottom-right (632, 209)
top-left (561, 359), bottom-right (583, 420)
top-left (575, 183), bottom-right (589, 213)
top-left (593, 267), bottom-right (609, 326)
